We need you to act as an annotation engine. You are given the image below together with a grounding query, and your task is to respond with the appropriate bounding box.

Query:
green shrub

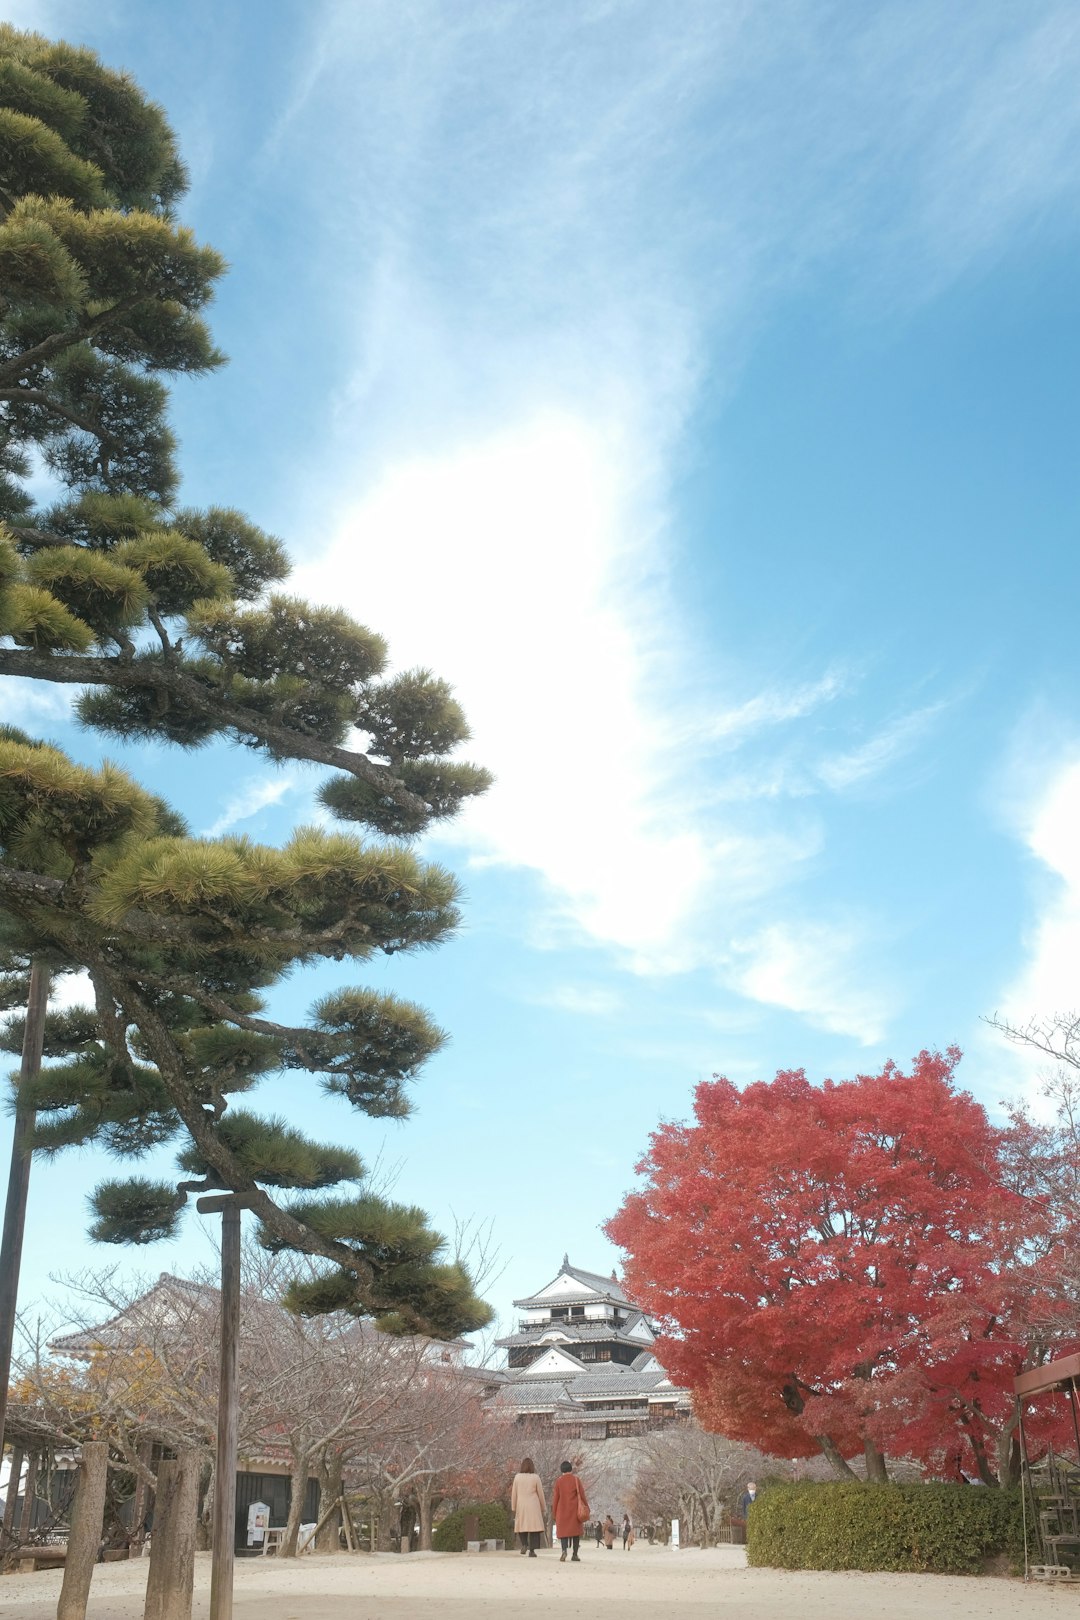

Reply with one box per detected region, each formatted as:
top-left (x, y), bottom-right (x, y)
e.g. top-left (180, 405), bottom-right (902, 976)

top-left (747, 1481), bottom-right (1023, 1574)
top-left (432, 1501), bottom-right (515, 1552)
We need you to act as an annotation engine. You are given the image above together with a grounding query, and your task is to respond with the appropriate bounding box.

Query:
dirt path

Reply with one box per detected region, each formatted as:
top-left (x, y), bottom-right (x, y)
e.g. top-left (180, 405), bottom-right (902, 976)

top-left (1, 1543), bottom-right (1075, 1618)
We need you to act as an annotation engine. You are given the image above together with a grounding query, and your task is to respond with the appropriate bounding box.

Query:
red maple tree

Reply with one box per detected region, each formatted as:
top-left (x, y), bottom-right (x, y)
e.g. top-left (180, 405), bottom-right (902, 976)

top-left (605, 1049), bottom-right (1076, 1482)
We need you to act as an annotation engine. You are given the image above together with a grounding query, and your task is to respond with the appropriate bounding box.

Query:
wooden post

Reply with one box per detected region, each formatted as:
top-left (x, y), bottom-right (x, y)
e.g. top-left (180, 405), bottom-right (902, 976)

top-left (1, 1444), bottom-right (23, 1544)
top-left (17, 1448), bottom-right (38, 1541)
top-left (144, 1449), bottom-right (200, 1620)
top-left (201, 1195), bottom-right (242, 1620)
top-left (0, 960), bottom-right (51, 1465)
top-left (57, 1439), bottom-right (107, 1620)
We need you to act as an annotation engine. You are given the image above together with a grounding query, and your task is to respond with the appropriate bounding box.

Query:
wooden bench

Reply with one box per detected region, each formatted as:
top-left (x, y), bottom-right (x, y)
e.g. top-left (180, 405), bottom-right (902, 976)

top-left (9, 1545), bottom-right (67, 1574)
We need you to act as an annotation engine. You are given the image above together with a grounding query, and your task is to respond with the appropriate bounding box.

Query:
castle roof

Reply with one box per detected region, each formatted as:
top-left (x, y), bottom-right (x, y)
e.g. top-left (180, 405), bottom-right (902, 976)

top-left (512, 1255), bottom-right (629, 1312)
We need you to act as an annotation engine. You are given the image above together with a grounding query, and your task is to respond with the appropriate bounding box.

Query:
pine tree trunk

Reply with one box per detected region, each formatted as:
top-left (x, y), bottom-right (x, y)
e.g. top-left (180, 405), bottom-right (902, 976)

top-left (817, 1435), bottom-right (857, 1478)
top-left (144, 1450), bottom-right (200, 1620)
top-left (316, 1455), bottom-right (343, 1553)
top-left (863, 1438), bottom-right (889, 1483)
top-left (56, 1440), bottom-right (107, 1620)
top-left (279, 1453), bottom-right (308, 1558)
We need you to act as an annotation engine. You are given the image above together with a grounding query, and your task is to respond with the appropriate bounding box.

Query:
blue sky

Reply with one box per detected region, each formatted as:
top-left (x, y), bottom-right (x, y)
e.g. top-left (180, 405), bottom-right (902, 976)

top-left (5, 0), bottom-right (1080, 1341)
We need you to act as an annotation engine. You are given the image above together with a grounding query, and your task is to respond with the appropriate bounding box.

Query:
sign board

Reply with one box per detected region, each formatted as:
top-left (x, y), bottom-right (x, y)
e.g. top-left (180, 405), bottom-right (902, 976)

top-left (246, 1502), bottom-right (270, 1547)
top-left (671, 1517), bottom-right (680, 1549)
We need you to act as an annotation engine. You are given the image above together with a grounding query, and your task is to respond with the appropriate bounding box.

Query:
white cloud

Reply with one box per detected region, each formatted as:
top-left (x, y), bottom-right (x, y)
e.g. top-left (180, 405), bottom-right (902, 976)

top-left (276, 1), bottom-right (1080, 1038)
top-left (292, 414), bottom-right (830, 972)
top-left (996, 756), bottom-right (1080, 1026)
top-left (816, 702), bottom-right (948, 793)
top-left (0, 680), bottom-right (75, 727)
top-left (532, 984), bottom-right (623, 1018)
top-left (725, 920), bottom-right (893, 1045)
top-left (199, 772), bottom-right (301, 838)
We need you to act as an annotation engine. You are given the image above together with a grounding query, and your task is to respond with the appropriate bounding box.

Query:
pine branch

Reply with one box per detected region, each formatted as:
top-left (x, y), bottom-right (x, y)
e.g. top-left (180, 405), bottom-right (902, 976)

top-left (0, 388), bottom-right (116, 446)
top-left (0, 647), bottom-right (432, 821)
top-left (0, 297), bottom-right (144, 388)
top-left (93, 957), bottom-right (377, 1290)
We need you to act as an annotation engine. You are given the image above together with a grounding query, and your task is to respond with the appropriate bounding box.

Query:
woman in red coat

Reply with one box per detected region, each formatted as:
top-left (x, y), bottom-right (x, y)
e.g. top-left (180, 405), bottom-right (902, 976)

top-left (551, 1460), bottom-right (590, 1562)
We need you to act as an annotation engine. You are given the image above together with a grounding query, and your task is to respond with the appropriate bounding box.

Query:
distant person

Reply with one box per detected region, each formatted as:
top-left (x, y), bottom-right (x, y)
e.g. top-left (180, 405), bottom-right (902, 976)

top-left (621, 1512), bottom-right (634, 1549)
top-left (737, 1481), bottom-right (758, 1519)
top-left (551, 1460), bottom-right (589, 1563)
top-left (511, 1457), bottom-right (547, 1557)
top-left (594, 1518), bottom-right (603, 1547)
top-left (603, 1514), bottom-right (616, 1550)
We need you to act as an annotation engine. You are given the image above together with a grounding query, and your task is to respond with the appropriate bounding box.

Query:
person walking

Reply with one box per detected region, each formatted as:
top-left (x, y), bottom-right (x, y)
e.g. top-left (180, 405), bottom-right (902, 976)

top-left (511, 1457), bottom-right (547, 1557)
top-left (551, 1460), bottom-right (589, 1563)
top-left (603, 1514), bottom-right (616, 1549)
top-left (621, 1512), bottom-right (633, 1549)
top-left (593, 1518), bottom-right (603, 1547)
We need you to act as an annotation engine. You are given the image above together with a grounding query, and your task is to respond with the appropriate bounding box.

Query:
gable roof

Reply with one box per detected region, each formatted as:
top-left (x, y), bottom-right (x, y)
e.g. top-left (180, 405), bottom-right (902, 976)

top-left (513, 1256), bottom-right (629, 1311)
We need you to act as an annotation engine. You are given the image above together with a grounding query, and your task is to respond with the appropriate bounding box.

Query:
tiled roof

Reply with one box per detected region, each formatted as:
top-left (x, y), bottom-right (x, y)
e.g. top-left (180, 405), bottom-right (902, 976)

top-left (495, 1321), bottom-right (650, 1349)
top-left (513, 1258), bottom-right (630, 1310)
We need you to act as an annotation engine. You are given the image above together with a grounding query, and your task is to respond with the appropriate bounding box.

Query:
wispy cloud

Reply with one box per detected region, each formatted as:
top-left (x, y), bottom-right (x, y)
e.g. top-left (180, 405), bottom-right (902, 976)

top-left (725, 919), bottom-right (895, 1046)
top-left (199, 773), bottom-right (300, 838)
top-left (816, 702), bottom-right (949, 793)
top-left (278, 0), bottom-right (1080, 1040)
top-left (532, 985), bottom-right (623, 1018)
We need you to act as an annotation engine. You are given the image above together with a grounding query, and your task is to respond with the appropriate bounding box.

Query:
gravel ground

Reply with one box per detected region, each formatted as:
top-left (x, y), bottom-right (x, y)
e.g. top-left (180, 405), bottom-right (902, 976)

top-left (1, 1541), bottom-right (1077, 1619)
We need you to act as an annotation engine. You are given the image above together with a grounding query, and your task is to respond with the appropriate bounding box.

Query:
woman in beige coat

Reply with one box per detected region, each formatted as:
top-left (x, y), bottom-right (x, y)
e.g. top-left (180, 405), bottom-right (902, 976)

top-left (511, 1457), bottom-right (547, 1556)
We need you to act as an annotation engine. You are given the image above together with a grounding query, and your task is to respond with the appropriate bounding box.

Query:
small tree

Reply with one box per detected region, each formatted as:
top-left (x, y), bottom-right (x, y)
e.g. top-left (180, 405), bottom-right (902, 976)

top-left (630, 1426), bottom-right (770, 1545)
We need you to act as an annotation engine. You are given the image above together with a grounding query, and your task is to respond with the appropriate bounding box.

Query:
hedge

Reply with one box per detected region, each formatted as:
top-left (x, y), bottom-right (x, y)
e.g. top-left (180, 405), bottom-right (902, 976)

top-left (747, 1481), bottom-right (1024, 1574)
top-left (432, 1501), bottom-right (515, 1551)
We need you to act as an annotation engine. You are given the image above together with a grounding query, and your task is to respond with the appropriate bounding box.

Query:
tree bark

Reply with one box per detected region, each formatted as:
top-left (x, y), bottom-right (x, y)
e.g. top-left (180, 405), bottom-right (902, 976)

top-left (315, 1455), bottom-right (343, 1553)
top-left (279, 1452), bottom-right (309, 1558)
top-left (128, 1440), bottom-right (154, 1555)
top-left (17, 1449), bottom-right (38, 1540)
top-left (817, 1435), bottom-right (857, 1479)
top-left (375, 1491), bottom-right (399, 1552)
top-left (416, 1479), bottom-right (434, 1551)
top-left (144, 1451), bottom-right (200, 1620)
top-left (196, 1460), bottom-right (213, 1551)
top-left (863, 1438), bottom-right (889, 1483)
top-left (57, 1439), bottom-right (108, 1620)
top-left (996, 1423), bottom-right (1021, 1489)
top-left (2, 1445), bottom-right (23, 1544)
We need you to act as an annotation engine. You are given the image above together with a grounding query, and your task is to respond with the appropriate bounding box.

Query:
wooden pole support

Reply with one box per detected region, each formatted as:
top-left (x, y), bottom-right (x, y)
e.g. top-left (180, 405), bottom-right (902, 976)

top-left (57, 1439), bottom-right (108, 1620)
top-left (208, 1200), bottom-right (241, 1620)
top-left (0, 959), bottom-right (51, 1464)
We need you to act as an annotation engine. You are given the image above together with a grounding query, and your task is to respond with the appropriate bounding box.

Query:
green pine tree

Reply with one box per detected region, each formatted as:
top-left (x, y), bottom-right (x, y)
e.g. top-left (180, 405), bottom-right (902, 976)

top-left (0, 26), bottom-right (490, 833)
top-left (0, 727), bottom-right (491, 1336)
top-left (0, 31), bottom-right (493, 1339)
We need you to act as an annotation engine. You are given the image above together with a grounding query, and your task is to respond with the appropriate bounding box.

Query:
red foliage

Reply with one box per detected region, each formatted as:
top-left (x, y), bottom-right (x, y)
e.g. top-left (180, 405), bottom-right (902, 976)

top-left (605, 1049), bottom-right (1077, 1478)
